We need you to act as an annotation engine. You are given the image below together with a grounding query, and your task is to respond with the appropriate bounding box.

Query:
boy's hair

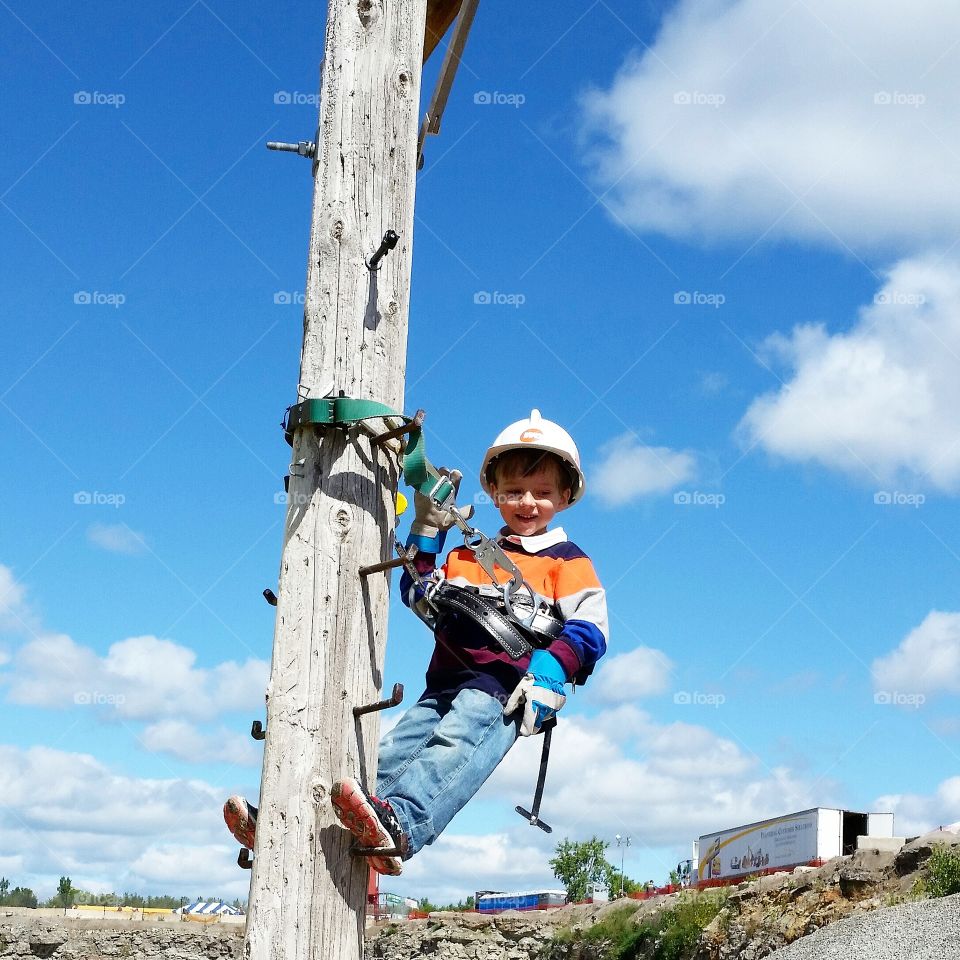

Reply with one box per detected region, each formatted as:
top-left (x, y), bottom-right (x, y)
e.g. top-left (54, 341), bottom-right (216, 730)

top-left (488, 449), bottom-right (574, 493)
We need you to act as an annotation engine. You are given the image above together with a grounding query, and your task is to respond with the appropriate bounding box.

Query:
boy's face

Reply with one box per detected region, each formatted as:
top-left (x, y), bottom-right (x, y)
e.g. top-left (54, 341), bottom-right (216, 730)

top-left (490, 464), bottom-right (571, 537)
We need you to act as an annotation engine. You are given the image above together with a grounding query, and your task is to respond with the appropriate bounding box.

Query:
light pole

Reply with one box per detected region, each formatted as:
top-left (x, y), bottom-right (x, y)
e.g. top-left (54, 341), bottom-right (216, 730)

top-left (615, 834), bottom-right (631, 897)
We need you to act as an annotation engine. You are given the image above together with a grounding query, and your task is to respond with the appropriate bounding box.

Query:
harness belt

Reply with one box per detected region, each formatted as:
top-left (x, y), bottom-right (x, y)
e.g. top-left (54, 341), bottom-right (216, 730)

top-left (431, 582), bottom-right (565, 661)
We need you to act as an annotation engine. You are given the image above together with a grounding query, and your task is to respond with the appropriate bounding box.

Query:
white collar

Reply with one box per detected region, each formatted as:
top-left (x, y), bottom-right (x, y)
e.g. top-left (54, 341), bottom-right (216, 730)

top-left (500, 526), bottom-right (568, 552)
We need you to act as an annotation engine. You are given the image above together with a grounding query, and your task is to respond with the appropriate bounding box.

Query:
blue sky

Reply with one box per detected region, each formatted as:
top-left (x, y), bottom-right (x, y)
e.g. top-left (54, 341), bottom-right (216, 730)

top-left (3, 0), bottom-right (960, 905)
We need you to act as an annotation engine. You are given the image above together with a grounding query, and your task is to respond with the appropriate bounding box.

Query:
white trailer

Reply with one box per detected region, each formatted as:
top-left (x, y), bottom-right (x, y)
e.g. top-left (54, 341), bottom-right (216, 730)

top-left (695, 807), bottom-right (894, 885)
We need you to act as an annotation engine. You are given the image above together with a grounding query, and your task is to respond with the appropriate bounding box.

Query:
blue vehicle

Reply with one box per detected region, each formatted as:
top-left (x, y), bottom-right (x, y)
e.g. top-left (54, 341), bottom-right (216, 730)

top-left (476, 890), bottom-right (567, 913)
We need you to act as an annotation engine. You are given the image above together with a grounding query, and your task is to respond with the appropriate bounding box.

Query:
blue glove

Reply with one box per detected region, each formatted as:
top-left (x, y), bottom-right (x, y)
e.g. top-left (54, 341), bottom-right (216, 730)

top-left (504, 649), bottom-right (567, 736)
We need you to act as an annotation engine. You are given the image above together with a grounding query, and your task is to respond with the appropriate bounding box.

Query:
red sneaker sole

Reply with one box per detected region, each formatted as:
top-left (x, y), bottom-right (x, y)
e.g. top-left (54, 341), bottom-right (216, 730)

top-left (224, 798), bottom-right (256, 849)
top-left (330, 779), bottom-right (402, 876)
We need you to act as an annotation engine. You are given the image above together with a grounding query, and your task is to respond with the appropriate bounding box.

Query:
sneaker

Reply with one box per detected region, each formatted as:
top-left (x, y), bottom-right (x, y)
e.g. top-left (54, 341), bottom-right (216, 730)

top-left (224, 796), bottom-right (257, 849)
top-left (330, 777), bottom-right (406, 877)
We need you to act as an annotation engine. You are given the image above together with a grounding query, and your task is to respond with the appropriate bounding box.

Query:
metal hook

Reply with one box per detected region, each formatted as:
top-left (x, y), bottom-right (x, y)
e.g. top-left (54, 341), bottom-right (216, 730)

top-left (353, 682), bottom-right (404, 717)
top-left (366, 230), bottom-right (399, 271)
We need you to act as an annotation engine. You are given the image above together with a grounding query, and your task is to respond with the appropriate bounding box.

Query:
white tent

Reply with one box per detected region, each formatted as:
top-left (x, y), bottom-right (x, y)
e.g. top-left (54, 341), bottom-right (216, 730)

top-left (181, 900), bottom-right (242, 916)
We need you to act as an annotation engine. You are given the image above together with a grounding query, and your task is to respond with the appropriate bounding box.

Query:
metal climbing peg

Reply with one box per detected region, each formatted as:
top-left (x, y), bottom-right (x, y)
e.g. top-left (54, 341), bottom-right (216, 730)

top-left (358, 543), bottom-right (418, 578)
top-left (353, 683), bottom-right (404, 717)
top-left (367, 230), bottom-right (399, 270)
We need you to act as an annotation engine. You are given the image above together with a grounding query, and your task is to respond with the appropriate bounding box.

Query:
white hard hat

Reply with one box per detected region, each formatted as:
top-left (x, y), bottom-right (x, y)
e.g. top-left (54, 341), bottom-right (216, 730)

top-left (480, 409), bottom-right (585, 504)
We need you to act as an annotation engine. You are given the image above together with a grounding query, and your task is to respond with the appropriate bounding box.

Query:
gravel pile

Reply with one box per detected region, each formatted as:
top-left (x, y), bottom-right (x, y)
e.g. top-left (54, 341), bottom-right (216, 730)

top-left (768, 893), bottom-right (960, 959)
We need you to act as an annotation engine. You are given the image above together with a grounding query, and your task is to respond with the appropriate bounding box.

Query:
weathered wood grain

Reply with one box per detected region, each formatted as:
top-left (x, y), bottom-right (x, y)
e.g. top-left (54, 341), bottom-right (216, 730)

top-left (245, 2), bottom-right (428, 958)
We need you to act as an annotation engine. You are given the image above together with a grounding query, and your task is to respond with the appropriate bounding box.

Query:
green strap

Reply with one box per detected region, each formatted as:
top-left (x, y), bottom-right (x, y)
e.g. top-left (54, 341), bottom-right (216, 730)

top-left (282, 397), bottom-right (455, 505)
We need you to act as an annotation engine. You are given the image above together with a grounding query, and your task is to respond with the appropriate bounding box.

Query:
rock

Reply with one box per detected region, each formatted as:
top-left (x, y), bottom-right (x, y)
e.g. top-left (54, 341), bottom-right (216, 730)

top-left (894, 831), bottom-right (960, 876)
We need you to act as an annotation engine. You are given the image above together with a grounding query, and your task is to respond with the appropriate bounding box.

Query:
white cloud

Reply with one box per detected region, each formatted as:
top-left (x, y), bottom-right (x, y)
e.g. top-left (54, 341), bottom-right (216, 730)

top-left (592, 434), bottom-right (696, 505)
top-left (0, 564), bottom-right (26, 618)
top-left (588, 646), bottom-right (674, 704)
top-left (475, 705), bottom-right (814, 855)
top-left (738, 256), bottom-right (960, 491)
top-left (396, 704), bottom-right (816, 901)
top-left (0, 744), bottom-right (253, 900)
top-left (6, 633), bottom-right (268, 722)
top-left (0, 563), bottom-right (35, 633)
top-left (400, 832), bottom-right (554, 904)
top-left (875, 776), bottom-right (960, 838)
top-left (872, 611), bottom-right (960, 699)
top-left (140, 720), bottom-right (260, 766)
top-left (87, 523), bottom-right (147, 555)
top-left (581, 0), bottom-right (960, 251)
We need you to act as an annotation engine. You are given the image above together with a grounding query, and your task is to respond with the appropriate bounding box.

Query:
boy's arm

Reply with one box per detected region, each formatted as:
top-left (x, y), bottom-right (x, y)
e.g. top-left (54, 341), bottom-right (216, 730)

top-left (398, 530), bottom-right (446, 608)
top-left (544, 554), bottom-right (608, 680)
top-left (399, 469), bottom-right (473, 608)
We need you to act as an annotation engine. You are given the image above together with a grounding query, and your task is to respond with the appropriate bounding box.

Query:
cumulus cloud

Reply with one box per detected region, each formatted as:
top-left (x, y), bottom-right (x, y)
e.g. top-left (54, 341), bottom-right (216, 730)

top-left (738, 256), bottom-right (960, 491)
top-left (581, 0), bottom-right (960, 251)
top-left (476, 705), bottom-right (814, 855)
top-left (0, 744), bottom-right (252, 900)
top-left (402, 704), bottom-right (816, 901)
top-left (588, 646), bottom-right (674, 704)
top-left (875, 776), bottom-right (960, 838)
top-left (140, 720), bottom-right (260, 766)
top-left (0, 565), bottom-right (25, 618)
top-left (401, 832), bottom-right (555, 904)
top-left (872, 611), bottom-right (960, 699)
top-left (87, 523), bottom-right (147, 555)
top-left (0, 563), bottom-right (35, 634)
top-left (6, 633), bottom-right (268, 722)
top-left (592, 434), bottom-right (697, 505)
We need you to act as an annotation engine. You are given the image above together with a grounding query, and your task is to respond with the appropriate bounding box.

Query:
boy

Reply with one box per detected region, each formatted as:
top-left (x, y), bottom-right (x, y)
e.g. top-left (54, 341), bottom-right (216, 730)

top-left (225, 409), bottom-right (607, 876)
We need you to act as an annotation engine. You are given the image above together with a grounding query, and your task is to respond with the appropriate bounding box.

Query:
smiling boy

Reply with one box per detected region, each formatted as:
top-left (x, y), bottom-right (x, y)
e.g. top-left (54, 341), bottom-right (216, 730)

top-left (327, 409), bottom-right (609, 875)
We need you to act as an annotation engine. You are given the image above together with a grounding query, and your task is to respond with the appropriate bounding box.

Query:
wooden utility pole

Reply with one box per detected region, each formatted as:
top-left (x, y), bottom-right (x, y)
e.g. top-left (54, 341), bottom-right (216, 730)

top-left (245, 1), bottom-right (429, 958)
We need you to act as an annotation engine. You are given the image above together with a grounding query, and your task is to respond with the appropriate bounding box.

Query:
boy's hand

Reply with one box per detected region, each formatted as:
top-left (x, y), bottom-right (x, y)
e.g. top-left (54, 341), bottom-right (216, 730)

top-left (504, 649), bottom-right (567, 736)
top-left (411, 468), bottom-right (475, 538)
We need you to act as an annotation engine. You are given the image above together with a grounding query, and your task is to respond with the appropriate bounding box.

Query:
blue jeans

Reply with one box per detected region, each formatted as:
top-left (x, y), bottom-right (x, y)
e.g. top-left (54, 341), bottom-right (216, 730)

top-left (376, 688), bottom-right (521, 857)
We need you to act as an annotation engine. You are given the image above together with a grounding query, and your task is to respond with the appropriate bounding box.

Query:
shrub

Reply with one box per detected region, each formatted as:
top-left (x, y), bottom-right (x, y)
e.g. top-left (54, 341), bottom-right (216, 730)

top-left (548, 891), bottom-right (728, 960)
top-left (653, 892), bottom-right (727, 960)
top-left (925, 845), bottom-right (960, 898)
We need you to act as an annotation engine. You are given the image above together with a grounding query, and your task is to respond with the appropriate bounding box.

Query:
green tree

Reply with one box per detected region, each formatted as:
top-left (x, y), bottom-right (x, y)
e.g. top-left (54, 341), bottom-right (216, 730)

top-left (7, 887), bottom-right (38, 908)
top-left (0, 877), bottom-right (9, 904)
top-left (550, 837), bottom-right (616, 903)
top-left (605, 867), bottom-right (642, 896)
top-left (57, 876), bottom-right (75, 910)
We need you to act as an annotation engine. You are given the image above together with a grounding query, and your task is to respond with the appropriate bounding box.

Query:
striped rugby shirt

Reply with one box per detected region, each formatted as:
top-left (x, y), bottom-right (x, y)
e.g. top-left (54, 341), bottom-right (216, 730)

top-left (400, 526), bottom-right (608, 700)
